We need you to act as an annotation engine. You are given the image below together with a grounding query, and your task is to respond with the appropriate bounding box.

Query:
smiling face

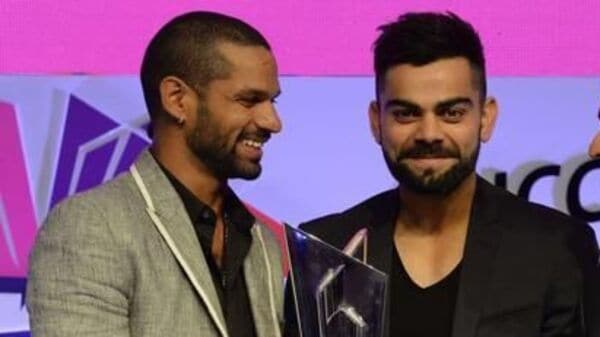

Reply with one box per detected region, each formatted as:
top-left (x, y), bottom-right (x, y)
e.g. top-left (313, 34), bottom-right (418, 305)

top-left (369, 57), bottom-right (497, 195)
top-left (185, 42), bottom-right (282, 180)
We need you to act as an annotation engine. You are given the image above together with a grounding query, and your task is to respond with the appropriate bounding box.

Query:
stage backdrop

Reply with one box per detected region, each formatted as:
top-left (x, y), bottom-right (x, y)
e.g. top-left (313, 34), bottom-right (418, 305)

top-left (1, 1), bottom-right (600, 336)
top-left (1, 75), bottom-right (599, 335)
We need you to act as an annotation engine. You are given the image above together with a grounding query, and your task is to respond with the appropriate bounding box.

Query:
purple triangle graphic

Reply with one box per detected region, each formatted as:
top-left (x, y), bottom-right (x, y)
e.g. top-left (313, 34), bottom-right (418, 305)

top-left (75, 139), bottom-right (118, 193)
top-left (49, 95), bottom-right (118, 208)
top-left (115, 133), bottom-right (150, 175)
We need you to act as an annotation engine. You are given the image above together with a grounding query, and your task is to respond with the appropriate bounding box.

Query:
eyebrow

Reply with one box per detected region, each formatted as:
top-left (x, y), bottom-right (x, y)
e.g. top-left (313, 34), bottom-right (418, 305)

top-left (384, 99), bottom-right (420, 111)
top-left (237, 88), bottom-right (281, 99)
top-left (384, 97), bottom-right (474, 111)
top-left (435, 97), bottom-right (474, 112)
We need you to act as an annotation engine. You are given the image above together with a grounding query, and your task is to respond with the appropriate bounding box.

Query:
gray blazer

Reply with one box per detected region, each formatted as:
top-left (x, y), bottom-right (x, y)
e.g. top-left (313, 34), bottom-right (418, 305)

top-left (27, 150), bottom-right (284, 337)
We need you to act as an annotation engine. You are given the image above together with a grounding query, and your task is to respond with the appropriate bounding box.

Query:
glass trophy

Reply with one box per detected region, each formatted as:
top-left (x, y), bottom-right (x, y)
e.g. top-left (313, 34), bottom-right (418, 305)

top-left (285, 224), bottom-right (388, 337)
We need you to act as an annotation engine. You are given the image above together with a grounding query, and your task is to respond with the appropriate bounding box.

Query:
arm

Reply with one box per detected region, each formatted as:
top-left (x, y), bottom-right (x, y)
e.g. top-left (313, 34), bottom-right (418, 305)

top-left (26, 199), bottom-right (132, 337)
top-left (569, 224), bottom-right (600, 337)
top-left (541, 223), bottom-right (598, 337)
top-left (541, 246), bottom-right (584, 337)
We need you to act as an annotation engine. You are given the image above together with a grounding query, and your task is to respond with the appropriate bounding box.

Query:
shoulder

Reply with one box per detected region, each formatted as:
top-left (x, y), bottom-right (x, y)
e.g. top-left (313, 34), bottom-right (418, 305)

top-left (477, 178), bottom-right (597, 254)
top-left (480, 177), bottom-right (589, 232)
top-left (41, 172), bottom-right (141, 242)
top-left (299, 189), bottom-right (396, 247)
top-left (51, 172), bottom-right (136, 213)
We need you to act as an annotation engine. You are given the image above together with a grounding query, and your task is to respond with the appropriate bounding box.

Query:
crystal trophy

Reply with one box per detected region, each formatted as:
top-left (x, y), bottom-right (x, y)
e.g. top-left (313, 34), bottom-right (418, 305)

top-left (285, 224), bottom-right (388, 337)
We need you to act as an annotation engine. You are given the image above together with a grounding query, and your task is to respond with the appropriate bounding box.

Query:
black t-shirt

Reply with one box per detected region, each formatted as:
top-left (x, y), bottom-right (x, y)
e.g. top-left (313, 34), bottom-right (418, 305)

top-left (389, 249), bottom-right (461, 337)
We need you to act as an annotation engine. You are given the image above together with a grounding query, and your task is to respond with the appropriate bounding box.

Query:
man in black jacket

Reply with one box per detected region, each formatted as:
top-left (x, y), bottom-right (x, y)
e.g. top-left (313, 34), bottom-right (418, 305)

top-left (285, 12), bottom-right (599, 337)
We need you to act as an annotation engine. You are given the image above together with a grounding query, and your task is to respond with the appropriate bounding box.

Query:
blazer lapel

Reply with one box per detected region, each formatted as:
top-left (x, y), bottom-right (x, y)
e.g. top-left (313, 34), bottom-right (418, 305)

top-left (244, 225), bottom-right (281, 337)
top-left (365, 190), bottom-right (397, 337)
top-left (365, 190), bottom-right (397, 272)
top-left (451, 178), bottom-right (504, 337)
top-left (130, 151), bottom-right (229, 337)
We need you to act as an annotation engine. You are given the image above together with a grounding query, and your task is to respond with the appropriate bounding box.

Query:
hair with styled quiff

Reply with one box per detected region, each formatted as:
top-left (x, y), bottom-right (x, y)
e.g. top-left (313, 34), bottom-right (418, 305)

top-left (373, 12), bottom-right (486, 102)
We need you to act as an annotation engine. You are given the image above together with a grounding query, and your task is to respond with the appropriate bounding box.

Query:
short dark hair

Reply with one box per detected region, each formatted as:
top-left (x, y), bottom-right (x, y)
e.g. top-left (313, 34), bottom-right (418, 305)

top-left (140, 11), bottom-right (271, 123)
top-left (373, 12), bottom-right (486, 101)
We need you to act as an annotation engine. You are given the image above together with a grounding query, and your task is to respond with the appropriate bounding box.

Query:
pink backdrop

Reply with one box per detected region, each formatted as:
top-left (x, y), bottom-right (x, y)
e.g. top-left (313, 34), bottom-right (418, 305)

top-left (2, 0), bottom-right (600, 75)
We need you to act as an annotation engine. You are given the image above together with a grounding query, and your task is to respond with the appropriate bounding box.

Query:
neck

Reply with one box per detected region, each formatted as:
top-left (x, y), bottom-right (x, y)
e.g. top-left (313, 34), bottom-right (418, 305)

top-left (151, 137), bottom-right (227, 215)
top-left (396, 174), bottom-right (477, 235)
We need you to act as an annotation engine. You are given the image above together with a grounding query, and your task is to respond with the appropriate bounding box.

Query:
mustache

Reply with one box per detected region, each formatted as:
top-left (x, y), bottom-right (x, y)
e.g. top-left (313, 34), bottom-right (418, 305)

top-left (239, 130), bottom-right (271, 143)
top-left (397, 143), bottom-right (460, 159)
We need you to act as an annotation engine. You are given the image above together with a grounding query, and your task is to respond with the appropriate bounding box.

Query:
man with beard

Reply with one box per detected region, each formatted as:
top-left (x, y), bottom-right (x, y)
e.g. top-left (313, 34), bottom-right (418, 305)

top-left (285, 12), bottom-right (599, 337)
top-left (27, 12), bottom-right (284, 337)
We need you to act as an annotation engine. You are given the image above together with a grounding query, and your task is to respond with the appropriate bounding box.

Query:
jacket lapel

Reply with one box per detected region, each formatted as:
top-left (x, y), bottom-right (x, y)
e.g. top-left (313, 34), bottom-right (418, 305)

top-left (365, 190), bottom-right (397, 337)
top-left (130, 151), bottom-right (229, 337)
top-left (451, 178), bottom-right (504, 337)
top-left (349, 181), bottom-right (504, 337)
top-left (244, 225), bottom-right (281, 337)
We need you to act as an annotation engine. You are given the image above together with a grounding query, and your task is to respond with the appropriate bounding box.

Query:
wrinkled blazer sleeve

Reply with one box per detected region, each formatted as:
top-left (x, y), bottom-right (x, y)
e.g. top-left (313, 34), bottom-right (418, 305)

top-left (570, 223), bottom-right (600, 337)
top-left (26, 198), bottom-right (132, 337)
top-left (540, 234), bottom-right (585, 337)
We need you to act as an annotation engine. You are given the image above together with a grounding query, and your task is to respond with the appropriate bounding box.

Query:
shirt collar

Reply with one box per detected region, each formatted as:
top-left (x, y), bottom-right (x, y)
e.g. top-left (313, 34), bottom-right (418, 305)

top-left (156, 160), bottom-right (255, 232)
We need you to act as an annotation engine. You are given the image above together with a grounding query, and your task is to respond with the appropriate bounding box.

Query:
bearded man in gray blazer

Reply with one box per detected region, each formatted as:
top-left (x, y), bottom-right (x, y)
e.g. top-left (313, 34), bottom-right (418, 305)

top-left (27, 11), bottom-right (284, 337)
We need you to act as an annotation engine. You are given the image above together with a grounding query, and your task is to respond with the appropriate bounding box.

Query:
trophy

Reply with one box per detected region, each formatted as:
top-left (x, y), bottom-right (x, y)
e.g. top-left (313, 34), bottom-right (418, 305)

top-left (285, 225), bottom-right (388, 337)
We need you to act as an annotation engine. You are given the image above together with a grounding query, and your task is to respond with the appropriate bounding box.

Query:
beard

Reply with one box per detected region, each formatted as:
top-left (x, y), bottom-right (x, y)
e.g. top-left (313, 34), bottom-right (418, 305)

top-left (185, 105), bottom-right (263, 180)
top-left (383, 141), bottom-right (480, 195)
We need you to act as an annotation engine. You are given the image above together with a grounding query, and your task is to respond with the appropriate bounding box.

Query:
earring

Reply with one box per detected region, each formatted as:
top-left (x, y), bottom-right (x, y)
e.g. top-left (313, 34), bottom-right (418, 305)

top-left (177, 115), bottom-right (185, 125)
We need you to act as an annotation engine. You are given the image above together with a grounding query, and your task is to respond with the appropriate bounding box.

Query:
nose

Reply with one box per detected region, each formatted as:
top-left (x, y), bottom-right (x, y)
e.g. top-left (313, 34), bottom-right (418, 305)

top-left (415, 114), bottom-right (443, 144)
top-left (255, 102), bottom-right (282, 134)
top-left (589, 132), bottom-right (600, 158)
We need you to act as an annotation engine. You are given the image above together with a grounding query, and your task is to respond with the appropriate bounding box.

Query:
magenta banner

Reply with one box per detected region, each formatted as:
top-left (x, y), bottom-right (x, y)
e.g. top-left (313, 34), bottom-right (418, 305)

top-left (2, 1), bottom-right (600, 75)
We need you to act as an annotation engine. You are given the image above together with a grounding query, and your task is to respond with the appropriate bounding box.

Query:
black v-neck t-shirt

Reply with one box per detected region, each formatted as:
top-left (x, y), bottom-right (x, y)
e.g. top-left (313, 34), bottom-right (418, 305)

top-left (389, 250), bottom-right (462, 337)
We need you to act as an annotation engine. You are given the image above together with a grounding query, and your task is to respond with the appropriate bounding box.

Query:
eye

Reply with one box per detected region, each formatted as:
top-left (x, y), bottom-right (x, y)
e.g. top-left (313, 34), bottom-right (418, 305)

top-left (391, 108), bottom-right (420, 122)
top-left (237, 96), bottom-right (261, 108)
top-left (439, 106), bottom-right (466, 122)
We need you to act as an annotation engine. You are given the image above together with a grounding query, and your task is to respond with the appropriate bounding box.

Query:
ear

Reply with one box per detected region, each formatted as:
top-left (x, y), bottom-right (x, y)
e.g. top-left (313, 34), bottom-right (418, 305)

top-left (159, 76), bottom-right (195, 124)
top-left (480, 97), bottom-right (498, 143)
top-left (368, 100), bottom-right (382, 144)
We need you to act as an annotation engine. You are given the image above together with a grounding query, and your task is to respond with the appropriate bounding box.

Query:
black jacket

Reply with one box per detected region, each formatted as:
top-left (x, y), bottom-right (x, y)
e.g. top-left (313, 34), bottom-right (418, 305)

top-left (285, 177), bottom-right (600, 337)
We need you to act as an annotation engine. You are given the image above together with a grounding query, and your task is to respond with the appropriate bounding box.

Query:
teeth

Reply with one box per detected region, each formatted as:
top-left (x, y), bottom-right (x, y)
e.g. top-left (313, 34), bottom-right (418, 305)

top-left (242, 140), bottom-right (263, 149)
